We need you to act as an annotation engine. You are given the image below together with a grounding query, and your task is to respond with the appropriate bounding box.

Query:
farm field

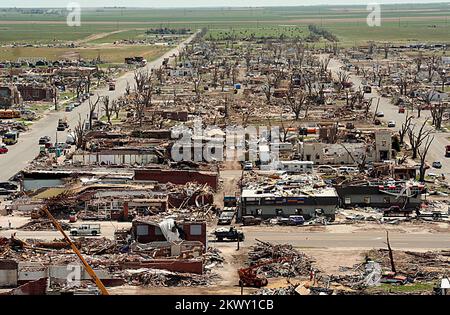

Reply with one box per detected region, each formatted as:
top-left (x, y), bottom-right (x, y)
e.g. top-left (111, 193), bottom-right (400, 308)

top-left (0, 4), bottom-right (449, 44)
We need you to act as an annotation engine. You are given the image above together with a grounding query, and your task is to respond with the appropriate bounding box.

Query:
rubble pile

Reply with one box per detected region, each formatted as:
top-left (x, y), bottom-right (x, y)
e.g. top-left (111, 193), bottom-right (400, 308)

top-left (118, 268), bottom-right (221, 287)
top-left (368, 249), bottom-right (450, 281)
top-left (248, 240), bottom-right (314, 278)
top-left (204, 247), bottom-right (224, 270)
top-left (254, 285), bottom-right (299, 295)
top-left (18, 219), bottom-right (71, 231)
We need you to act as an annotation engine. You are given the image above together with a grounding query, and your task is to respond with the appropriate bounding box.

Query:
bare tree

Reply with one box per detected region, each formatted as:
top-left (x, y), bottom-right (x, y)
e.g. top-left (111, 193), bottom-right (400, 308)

top-left (88, 96), bottom-right (100, 130)
top-left (418, 134), bottom-right (434, 182)
top-left (125, 81), bottom-right (131, 95)
top-left (74, 115), bottom-right (86, 150)
top-left (102, 96), bottom-right (112, 124)
top-left (134, 69), bottom-right (150, 93)
top-left (407, 118), bottom-right (432, 159)
top-left (430, 101), bottom-right (446, 130)
top-left (111, 99), bottom-right (121, 120)
top-left (383, 42), bottom-right (390, 59)
top-left (211, 65), bottom-right (219, 89)
top-left (398, 113), bottom-right (413, 145)
top-left (287, 89), bottom-right (307, 120)
top-left (263, 73), bottom-right (276, 104)
top-left (336, 71), bottom-right (350, 92)
top-left (133, 96), bottom-right (146, 128)
top-left (231, 65), bottom-right (239, 87)
top-left (192, 72), bottom-right (203, 100)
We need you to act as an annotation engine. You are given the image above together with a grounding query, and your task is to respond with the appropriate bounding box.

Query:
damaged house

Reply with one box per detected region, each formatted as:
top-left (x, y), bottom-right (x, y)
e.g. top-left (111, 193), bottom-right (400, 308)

top-left (303, 130), bottom-right (392, 164)
top-left (0, 85), bottom-right (21, 109)
top-left (16, 84), bottom-right (54, 102)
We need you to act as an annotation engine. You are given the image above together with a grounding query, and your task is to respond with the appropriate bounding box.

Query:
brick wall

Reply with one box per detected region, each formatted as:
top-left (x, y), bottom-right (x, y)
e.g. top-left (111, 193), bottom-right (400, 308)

top-left (134, 169), bottom-right (219, 190)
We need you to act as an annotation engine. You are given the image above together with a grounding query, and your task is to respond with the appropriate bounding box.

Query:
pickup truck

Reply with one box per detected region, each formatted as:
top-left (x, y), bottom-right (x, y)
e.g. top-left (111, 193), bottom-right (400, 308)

top-left (213, 227), bottom-right (244, 242)
top-left (70, 224), bottom-right (101, 236)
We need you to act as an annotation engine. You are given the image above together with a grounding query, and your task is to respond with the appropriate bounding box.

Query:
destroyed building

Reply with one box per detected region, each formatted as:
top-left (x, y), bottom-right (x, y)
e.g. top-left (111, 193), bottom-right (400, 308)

top-left (239, 175), bottom-right (338, 221)
top-left (0, 85), bottom-right (21, 109)
top-left (16, 84), bottom-right (54, 102)
top-left (335, 180), bottom-right (426, 209)
top-left (303, 130), bottom-right (392, 164)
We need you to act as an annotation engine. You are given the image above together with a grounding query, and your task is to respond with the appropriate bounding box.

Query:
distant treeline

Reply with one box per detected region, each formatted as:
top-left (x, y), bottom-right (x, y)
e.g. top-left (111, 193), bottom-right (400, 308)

top-left (307, 24), bottom-right (338, 42)
top-left (145, 28), bottom-right (191, 35)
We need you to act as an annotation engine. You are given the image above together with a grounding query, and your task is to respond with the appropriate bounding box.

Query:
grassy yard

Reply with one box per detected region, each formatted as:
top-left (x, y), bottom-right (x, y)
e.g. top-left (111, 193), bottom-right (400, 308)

top-left (366, 282), bottom-right (436, 294)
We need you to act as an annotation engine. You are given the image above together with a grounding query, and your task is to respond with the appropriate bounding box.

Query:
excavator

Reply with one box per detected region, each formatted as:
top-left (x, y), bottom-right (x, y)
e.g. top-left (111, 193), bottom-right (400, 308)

top-left (238, 258), bottom-right (290, 288)
top-left (41, 206), bottom-right (109, 295)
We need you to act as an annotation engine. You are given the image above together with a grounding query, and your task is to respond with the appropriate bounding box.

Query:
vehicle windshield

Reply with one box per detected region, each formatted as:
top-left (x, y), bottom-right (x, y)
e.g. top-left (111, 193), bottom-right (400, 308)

top-left (4, 133), bottom-right (15, 139)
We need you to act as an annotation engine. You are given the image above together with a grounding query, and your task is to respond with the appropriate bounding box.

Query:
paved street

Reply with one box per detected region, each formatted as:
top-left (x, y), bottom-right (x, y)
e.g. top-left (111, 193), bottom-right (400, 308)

top-left (327, 56), bottom-right (450, 180)
top-left (0, 32), bottom-right (198, 182)
top-left (243, 230), bottom-right (450, 250)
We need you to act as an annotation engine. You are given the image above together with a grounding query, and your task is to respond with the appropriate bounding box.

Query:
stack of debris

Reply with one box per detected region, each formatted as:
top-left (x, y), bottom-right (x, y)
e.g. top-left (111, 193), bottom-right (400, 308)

top-left (255, 285), bottom-right (299, 295)
top-left (204, 247), bottom-right (224, 270)
top-left (248, 240), bottom-right (314, 278)
top-left (18, 219), bottom-right (71, 231)
top-left (117, 268), bottom-right (221, 287)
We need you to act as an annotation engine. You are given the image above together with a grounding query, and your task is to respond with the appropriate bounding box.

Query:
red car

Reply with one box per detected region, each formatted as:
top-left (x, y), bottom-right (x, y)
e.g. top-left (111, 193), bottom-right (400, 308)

top-left (0, 146), bottom-right (8, 154)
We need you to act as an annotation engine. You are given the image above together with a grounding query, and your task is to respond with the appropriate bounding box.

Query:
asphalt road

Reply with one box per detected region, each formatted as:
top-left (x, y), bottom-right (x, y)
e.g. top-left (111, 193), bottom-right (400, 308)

top-left (2, 225), bottom-right (448, 250)
top-left (0, 32), bottom-right (198, 182)
top-left (327, 56), bottom-right (450, 180)
top-left (242, 230), bottom-right (450, 250)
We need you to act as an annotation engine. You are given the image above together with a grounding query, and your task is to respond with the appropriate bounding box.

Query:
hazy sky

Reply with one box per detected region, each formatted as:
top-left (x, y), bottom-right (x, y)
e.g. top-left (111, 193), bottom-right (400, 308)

top-left (0, 1), bottom-right (449, 8)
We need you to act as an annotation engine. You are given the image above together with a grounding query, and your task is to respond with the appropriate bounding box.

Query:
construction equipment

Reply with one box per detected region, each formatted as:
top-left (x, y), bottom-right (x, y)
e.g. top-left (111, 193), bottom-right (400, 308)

top-left (41, 206), bottom-right (109, 295)
top-left (238, 258), bottom-right (288, 288)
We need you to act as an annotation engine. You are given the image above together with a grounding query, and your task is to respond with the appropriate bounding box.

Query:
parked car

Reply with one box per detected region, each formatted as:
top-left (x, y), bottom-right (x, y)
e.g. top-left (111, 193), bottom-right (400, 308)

top-left (338, 166), bottom-right (359, 175)
top-left (316, 165), bottom-right (337, 174)
top-left (288, 215), bottom-right (305, 225)
top-left (388, 120), bottom-right (396, 128)
top-left (376, 112), bottom-right (384, 117)
top-left (242, 215), bottom-right (262, 226)
top-left (65, 104), bottom-right (74, 112)
top-left (243, 162), bottom-right (253, 171)
top-left (38, 136), bottom-right (51, 145)
top-left (398, 107), bottom-right (405, 113)
top-left (432, 161), bottom-right (442, 169)
top-left (70, 224), bottom-right (101, 236)
top-left (0, 145), bottom-right (8, 154)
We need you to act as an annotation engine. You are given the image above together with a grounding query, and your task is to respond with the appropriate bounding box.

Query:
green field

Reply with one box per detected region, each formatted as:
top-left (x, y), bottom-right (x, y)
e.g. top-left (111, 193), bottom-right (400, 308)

top-left (0, 3), bottom-right (449, 60)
